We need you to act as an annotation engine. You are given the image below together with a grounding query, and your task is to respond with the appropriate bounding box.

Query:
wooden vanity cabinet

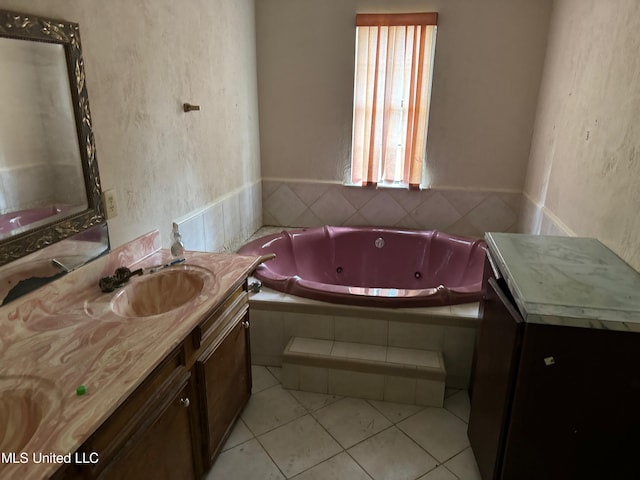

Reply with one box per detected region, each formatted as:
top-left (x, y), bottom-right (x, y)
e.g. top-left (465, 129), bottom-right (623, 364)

top-left (68, 281), bottom-right (253, 480)
top-left (77, 349), bottom-right (199, 480)
top-left (190, 284), bottom-right (252, 469)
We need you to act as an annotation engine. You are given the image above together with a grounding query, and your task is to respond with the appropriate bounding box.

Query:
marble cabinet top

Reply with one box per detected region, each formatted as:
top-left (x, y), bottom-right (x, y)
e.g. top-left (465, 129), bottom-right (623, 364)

top-left (485, 233), bottom-right (640, 332)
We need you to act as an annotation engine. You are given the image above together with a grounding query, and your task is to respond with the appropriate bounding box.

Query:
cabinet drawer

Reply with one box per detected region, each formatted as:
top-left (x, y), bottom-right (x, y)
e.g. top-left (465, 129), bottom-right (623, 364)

top-left (191, 283), bottom-right (248, 353)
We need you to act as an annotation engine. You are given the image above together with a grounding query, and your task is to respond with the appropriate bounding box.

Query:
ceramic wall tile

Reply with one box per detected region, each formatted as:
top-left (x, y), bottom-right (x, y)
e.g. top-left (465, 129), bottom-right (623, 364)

top-left (327, 368), bottom-right (385, 400)
top-left (309, 190), bottom-right (356, 226)
top-left (263, 180), bottom-right (521, 238)
top-left (180, 214), bottom-right (206, 252)
top-left (203, 202), bottom-right (225, 252)
top-left (383, 375), bottom-right (417, 404)
top-left (415, 379), bottom-right (446, 407)
top-left (283, 312), bottom-right (334, 341)
top-left (298, 365), bottom-right (329, 393)
top-left (409, 192), bottom-right (463, 230)
top-left (334, 316), bottom-right (388, 346)
top-left (387, 322), bottom-right (445, 351)
top-left (249, 310), bottom-right (284, 360)
top-left (176, 181), bottom-right (261, 254)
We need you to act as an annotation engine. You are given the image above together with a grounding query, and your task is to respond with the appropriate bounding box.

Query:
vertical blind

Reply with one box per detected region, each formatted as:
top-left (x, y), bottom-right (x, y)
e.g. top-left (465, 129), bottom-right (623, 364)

top-left (351, 13), bottom-right (437, 188)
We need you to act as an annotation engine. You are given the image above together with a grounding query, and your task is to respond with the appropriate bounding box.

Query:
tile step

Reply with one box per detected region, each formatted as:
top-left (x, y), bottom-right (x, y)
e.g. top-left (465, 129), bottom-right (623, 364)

top-left (281, 337), bottom-right (446, 406)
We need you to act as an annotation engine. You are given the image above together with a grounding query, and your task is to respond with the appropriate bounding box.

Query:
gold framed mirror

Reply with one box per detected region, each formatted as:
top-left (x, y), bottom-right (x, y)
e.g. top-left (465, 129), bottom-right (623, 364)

top-left (0, 9), bottom-right (106, 267)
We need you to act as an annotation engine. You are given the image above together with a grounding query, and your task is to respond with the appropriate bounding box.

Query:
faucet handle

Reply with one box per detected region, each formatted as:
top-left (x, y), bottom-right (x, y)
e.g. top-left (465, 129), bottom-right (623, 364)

top-left (113, 267), bottom-right (132, 285)
top-left (99, 276), bottom-right (116, 293)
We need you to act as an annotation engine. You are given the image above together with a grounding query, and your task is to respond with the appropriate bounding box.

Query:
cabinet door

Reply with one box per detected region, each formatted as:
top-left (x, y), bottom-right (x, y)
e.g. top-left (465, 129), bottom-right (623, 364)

top-left (502, 323), bottom-right (640, 480)
top-left (97, 372), bottom-right (197, 480)
top-left (196, 308), bottom-right (251, 468)
top-left (468, 277), bottom-right (524, 480)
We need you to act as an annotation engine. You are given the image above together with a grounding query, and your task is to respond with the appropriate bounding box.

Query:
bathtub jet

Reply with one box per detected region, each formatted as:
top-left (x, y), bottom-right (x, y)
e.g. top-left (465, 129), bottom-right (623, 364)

top-left (238, 226), bottom-right (486, 308)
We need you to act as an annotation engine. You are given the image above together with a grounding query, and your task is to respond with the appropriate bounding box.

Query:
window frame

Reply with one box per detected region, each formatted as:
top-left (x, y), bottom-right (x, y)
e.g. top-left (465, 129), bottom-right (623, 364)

top-left (348, 12), bottom-right (438, 190)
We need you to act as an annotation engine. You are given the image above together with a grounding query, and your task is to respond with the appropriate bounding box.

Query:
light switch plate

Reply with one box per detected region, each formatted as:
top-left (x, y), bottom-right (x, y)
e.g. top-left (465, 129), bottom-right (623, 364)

top-left (103, 189), bottom-right (118, 219)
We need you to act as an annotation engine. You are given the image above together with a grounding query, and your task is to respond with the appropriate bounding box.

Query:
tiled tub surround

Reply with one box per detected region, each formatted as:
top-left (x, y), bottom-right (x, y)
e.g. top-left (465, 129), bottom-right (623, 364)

top-left (174, 180), bottom-right (262, 254)
top-left (262, 179), bottom-right (521, 238)
top-left (0, 230), bottom-right (260, 480)
top-left (249, 285), bottom-right (479, 391)
top-left (282, 337), bottom-right (447, 407)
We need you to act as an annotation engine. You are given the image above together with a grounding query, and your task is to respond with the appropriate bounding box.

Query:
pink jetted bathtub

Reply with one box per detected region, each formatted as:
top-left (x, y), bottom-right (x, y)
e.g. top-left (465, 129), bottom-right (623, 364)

top-left (238, 226), bottom-right (487, 308)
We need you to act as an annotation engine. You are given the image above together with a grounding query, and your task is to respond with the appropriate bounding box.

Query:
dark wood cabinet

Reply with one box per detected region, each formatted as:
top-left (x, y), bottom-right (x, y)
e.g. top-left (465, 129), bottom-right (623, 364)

top-left (196, 308), bottom-right (251, 467)
top-left (469, 259), bottom-right (640, 480)
top-left (77, 351), bottom-right (199, 480)
top-left (96, 376), bottom-right (196, 480)
top-left (468, 277), bottom-right (523, 480)
top-left (71, 282), bottom-right (253, 479)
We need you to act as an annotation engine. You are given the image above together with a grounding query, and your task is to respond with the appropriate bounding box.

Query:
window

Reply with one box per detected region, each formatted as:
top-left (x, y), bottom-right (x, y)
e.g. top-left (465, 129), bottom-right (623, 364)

top-left (350, 13), bottom-right (437, 188)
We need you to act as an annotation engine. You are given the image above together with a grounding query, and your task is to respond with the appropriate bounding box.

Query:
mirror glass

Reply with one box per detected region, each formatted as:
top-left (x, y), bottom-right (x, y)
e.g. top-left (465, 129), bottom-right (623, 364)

top-left (0, 37), bottom-right (88, 239)
top-left (0, 9), bottom-right (107, 267)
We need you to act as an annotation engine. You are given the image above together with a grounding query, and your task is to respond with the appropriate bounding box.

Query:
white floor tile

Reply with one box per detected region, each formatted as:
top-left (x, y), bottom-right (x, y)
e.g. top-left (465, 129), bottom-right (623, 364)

top-left (291, 452), bottom-right (372, 480)
top-left (258, 415), bottom-right (342, 477)
top-left (221, 419), bottom-right (253, 452)
top-left (289, 389), bottom-right (342, 412)
top-left (417, 465), bottom-right (459, 480)
top-left (211, 365), bottom-right (476, 480)
top-left (444, 389), bottom-right (470, 423)
top-left (445, 387), bottom-right (461, 398)
top-left (445, 447), bottom-right (481, 480)
top-left (348, 427), bottom-right (438, 480)
top-left (267, 366), bottom-right (283, 382)
top-left (367, 399), bottom-right (425, 424)
top-left (206, 439), bottom-right (284, 480)
top-left (252, 365), bottom-right (280, 393)
top-left (313, 398), bottom-right (391, 448)
top-left (241, 385), bottom-right (307, 435)
top-left (397, 408), bottom-right (470, 462)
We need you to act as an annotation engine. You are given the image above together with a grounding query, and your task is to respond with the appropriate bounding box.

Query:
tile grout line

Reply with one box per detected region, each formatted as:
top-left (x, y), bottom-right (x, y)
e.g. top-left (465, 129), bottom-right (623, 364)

top-left (233, 366), bottom-right (473, 479)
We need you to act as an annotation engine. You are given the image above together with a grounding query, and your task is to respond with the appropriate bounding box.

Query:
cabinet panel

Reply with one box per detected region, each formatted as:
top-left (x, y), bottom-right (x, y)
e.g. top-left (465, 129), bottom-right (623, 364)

top-left (196, 307), bottom-right (251, 468)
top-left (94, 371), bottom-right (197, 480)
top-left (468, 277), bottom-right (523, 480)
top-left (502, 324), bottom-right (640, 480)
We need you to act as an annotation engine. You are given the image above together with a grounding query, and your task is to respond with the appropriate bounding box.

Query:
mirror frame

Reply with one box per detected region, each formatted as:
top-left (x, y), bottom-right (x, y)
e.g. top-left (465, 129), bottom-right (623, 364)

top-left (0, 9), bottom-right (105, 267)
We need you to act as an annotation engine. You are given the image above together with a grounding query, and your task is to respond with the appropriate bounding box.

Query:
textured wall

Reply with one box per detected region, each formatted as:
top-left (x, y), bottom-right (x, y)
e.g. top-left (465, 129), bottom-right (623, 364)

top-left (256, 0), bottom-right (552, 190)
top-left (0, 0), bottom-right (261, 249)
top-left (522, 0), bottom-right (640, 270)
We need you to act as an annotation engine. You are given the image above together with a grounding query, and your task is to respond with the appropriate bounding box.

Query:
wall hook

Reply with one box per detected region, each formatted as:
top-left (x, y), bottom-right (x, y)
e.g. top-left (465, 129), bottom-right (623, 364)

top-left (183, 103), bottom-right (201, 112)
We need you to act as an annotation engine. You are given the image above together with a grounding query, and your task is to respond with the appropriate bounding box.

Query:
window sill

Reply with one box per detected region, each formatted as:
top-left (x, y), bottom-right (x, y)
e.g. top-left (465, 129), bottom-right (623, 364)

top-left (342, 182), bottom-right (428, 191)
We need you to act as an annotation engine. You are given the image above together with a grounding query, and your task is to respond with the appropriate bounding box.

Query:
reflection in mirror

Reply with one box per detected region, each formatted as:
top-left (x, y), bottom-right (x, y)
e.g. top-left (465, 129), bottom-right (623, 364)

top-left (0, 9), bottom-right (107, 267)
top-left (0, 37), bottom-right (88, 239)
top-left (0, 9), bottom-right (109, 303)
top-left (0, 223), bottom-right (109, 305)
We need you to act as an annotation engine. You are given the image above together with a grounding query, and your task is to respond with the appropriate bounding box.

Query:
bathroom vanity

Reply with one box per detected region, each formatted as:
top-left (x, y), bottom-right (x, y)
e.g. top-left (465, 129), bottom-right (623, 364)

top-left (0, 232), bottom-right (261, 480)
top-left (468, 233), bottom-right (640, 480)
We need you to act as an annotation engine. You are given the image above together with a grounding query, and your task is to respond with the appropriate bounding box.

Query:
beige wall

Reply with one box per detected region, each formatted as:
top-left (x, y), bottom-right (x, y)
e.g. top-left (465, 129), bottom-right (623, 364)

top-left (0, 0), bottom-right (261, 248)
top-left (522, 0), bottom-right (640, 270)
top-left (256, 0), bottom-right (552, 190)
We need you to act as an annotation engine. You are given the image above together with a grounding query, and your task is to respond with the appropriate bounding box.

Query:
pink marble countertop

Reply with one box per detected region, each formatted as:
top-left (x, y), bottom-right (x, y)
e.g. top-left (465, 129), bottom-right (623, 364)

top-left (0, 234), bottom-right (260, 479)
